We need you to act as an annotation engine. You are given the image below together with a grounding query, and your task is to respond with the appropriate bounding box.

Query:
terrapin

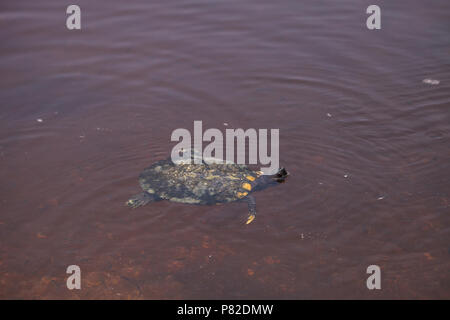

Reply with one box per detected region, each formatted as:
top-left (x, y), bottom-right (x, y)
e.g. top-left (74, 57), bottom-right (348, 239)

top-left (126, 150), bottom-right (288, 224)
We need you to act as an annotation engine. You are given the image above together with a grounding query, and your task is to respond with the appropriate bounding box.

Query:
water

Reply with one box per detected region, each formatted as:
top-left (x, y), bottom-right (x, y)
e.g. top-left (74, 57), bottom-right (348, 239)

top-left (0, 0), bottom-right (449, 299)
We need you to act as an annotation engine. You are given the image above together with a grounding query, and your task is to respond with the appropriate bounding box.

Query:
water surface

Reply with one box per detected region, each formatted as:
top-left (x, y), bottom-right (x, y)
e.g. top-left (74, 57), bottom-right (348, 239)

top-left (0, 0), bottom-right (449, 299)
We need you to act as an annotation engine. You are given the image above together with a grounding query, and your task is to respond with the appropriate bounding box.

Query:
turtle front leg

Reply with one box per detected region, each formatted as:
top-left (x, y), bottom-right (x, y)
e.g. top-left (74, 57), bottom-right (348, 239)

top-left (126, 192), bottom-right (160, 208)
top-left (245, 195), bottom-right (256, 224)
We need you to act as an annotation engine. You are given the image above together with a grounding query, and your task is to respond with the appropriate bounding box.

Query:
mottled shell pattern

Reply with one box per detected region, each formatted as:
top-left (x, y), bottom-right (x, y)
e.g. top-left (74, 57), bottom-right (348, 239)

top-left (139, 158), bottom-right (260, 205)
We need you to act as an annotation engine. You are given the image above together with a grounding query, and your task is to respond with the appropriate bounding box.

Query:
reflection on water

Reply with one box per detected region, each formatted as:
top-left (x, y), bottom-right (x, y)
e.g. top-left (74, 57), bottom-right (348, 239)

top-left (0, 0), bottom-right (449, 299)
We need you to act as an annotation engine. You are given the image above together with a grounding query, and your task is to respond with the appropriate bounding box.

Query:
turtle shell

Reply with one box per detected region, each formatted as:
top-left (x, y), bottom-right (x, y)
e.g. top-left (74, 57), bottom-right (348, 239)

top-left (138, 158), bottom-right (257, 204)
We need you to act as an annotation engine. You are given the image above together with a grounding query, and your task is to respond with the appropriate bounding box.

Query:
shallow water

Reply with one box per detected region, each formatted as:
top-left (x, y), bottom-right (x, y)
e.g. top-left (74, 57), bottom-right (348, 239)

top-left (0, 0), bottom-right (449, 299)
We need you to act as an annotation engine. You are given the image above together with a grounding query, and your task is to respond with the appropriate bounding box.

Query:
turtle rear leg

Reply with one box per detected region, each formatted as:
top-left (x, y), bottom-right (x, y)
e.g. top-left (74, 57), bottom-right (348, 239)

top-left (126, 192), bottom-right (160, 208)
top-left (245, 195), bottom-right (257, 224)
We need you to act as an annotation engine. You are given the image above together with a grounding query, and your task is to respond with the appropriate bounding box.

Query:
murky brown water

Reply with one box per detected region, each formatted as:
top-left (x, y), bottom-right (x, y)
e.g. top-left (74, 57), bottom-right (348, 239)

top-left (1, 0), bottom-right (449, 299)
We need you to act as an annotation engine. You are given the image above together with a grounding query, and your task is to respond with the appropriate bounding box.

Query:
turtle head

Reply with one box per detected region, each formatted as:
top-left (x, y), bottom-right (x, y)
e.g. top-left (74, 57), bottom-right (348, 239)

top-left (272, 167), bottom-right (289, 183)
top-left (253, 167), bottom-right (288, 191)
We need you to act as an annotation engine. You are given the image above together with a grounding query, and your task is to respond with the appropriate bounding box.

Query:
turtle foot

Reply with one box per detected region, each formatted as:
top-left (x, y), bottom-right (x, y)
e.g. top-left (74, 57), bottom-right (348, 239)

top-left (246, 214), bottom-right (256, 224)
top-left (126, 192), bottom-right (153, 208)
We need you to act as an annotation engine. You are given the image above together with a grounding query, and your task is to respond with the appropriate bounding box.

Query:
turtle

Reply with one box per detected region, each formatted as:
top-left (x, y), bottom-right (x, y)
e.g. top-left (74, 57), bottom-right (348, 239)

top-left (126, 150), bottom-right (288, 224)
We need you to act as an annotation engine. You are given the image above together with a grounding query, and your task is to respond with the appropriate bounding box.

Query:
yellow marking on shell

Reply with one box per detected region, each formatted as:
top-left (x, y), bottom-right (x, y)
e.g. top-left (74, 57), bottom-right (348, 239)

top-left (246, 175), bottom-right (256, 181)
top-left (242, 182), bottom-right (252, 191)
top-left (246, 215), bottom-right (255, 224)
top-left (255, 171), bottom-right (263, 177)
top-left (236, 191), bottom-right (248, 198)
